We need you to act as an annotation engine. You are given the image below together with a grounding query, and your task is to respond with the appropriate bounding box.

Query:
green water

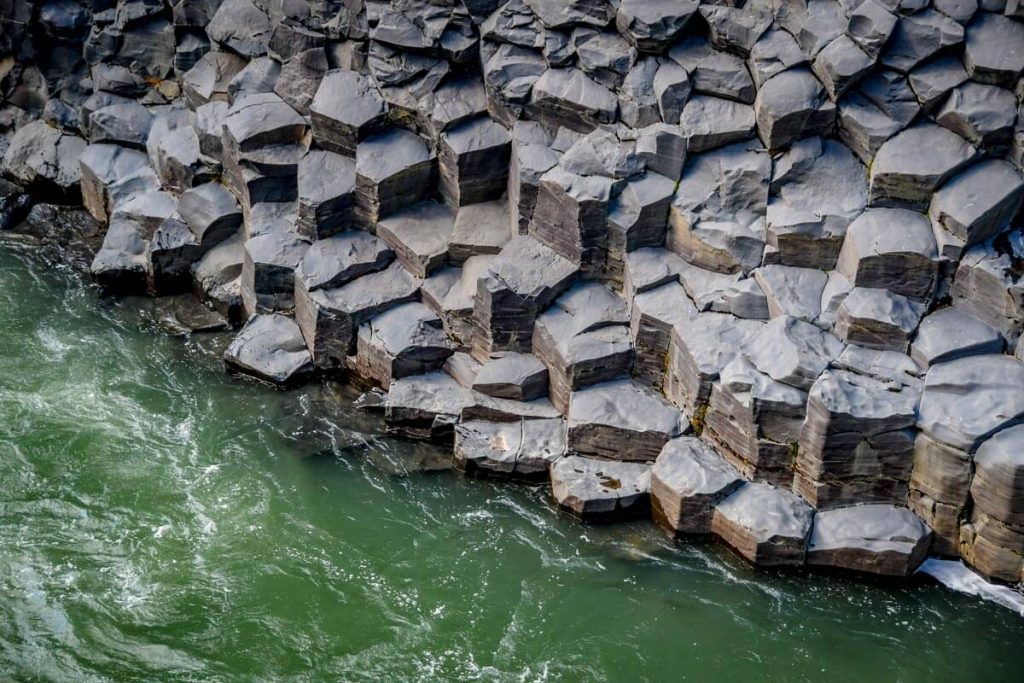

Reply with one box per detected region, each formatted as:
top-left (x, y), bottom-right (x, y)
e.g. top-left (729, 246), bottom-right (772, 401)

top-left (0, 243), bottom-right (1022, 682)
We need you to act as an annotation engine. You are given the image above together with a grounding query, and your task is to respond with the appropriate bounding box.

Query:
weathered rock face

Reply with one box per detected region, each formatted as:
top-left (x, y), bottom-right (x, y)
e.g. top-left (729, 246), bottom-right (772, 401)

top-left (6, 0), bottom-right (1024, 589)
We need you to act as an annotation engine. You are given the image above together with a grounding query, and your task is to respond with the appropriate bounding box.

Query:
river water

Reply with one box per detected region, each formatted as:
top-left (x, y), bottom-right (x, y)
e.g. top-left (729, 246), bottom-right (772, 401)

top-left (1, 242), bottom-right (1022, 682)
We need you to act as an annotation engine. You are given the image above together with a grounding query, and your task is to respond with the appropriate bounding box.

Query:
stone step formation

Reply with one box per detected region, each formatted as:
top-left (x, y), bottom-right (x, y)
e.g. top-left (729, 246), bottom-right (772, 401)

top-left (3, 0), bottom-right (1024, 585)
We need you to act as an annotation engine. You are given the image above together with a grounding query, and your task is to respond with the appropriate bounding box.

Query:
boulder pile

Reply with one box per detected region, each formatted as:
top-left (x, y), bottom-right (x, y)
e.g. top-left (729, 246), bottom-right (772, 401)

top-left (4, 0), bottom-right (1024, 585)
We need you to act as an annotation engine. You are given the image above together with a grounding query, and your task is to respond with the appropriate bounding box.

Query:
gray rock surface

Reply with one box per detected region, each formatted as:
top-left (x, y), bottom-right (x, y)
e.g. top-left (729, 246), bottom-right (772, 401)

top-left (549, 455), bottom-right (652, 521)
top-left (223, 313), bottom-right (313, 384)
top-left (651, 436), bottom-right (744, 536)
top-left (567, 378), bottom-right (686, 461)
top-left (806, 504), bottom-right (931, 576)
top-left (712, 482), bottom-right (815, 566)
top-left (455, 418), bottom-right (566, 480)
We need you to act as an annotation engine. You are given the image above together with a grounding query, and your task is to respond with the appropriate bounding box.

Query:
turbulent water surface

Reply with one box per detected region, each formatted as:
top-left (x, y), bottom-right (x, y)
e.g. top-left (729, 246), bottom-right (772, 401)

top-left (1, 243), bottom-right (1022, 682)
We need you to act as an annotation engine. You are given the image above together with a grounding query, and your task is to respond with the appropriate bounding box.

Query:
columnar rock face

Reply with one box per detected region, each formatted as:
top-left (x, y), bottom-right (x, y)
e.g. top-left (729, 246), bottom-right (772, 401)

top-left (5, 0), bottom-right (1024, 585)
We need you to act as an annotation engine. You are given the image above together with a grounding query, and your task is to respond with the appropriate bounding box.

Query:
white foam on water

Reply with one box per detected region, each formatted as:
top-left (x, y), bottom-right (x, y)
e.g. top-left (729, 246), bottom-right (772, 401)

top-left (916, 558), bottom-right (1024, 616)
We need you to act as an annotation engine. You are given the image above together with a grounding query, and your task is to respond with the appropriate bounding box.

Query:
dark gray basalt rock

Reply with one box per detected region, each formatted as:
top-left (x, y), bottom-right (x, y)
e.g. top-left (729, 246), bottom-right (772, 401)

top-left (527, 67), bottom-right (618, 133)
top-left (11, 0), bottom-right (1024, 589)
top-left (616, 0), bottom-right (697, 52)
top-left (295, 260), bottom-right (422, 371)
top-left (449, 200), bottom-right (512, 263)
top-left (384, 371), bottom-right (474, 441)
top-left (806, 504), bottom-right (931, 576)
top-left (651, 436), bottom-right (744, 537)
top-left (868, 123), bottom-right (976, 209)
top-left (87, 102), bottom-right (153, 150)
top-left (834, 287), bottom-right (927, 352)
top-left (354, 129), bottom-right (436, 229)
top-left (352, 302), bottom-right (454, 386)
top-left (376, 201), bottom-right (455, 279)
top-left (295, 231), bottom-right (394, 294)
top-left (296, 150), bottom-right (356, 240)
top-left (79, 143), bottom-right (160, 223)
top-left (754, 68), bottom-right (835, 152)
top-left (472, 352), bottom-right (549, 402)
top-left (836, 208), bottom-right (938, 298)
top-left (950, 242), bottom-right (1024, 345)
top-left (310, 70), bottom-right (388, 157)
top-left (241, 228), bottom-right (309, 315)
top-left (532, 282), bottom-right (633, 413)
top-left (178, 181), bottom-right (242, 250)
top-left (712, 481), bottom-right (815, 567)
top-left (455, 418), bottom-right (566, 480)
top-left (929, 160), bottom-right (1024, 252)
top-left (911, 308), bottom-right (1004, 367)
top-left (963, 11), bottom-right (1024, 87)
top-left (438, 116), bottom-right (511, 207)
top-left (567, 378), bottom-right (687, 462)
top-left (549, 455), bottom-right (652, 522)
top-left (223, 313), bottom-right (313, 385)
top-left (3, 120), bottom-right (86, 197)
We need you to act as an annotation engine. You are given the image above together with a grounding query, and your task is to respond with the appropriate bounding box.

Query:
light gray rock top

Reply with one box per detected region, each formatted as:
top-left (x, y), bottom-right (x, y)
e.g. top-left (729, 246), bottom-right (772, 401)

top-left (559, 127), bottom-right (644, 179)
top-left (838, 287), bottom-right (926, 333)
top-left (672, 311), bottom-right (764, 379)
top-left (313, 261), bottom-right (422, 314)
top-left (869, 123), bottom-right (976, 206)
top-left (745, 315), bottom-right (845, 390)
top-left (549, 455), bottom-right (652, 517)
top-left (652, 436), bottom-right (743, 499)
top-left (929, 159), bottom-right (1024, 247)
top-left (482, 235), bottom-right (579, 302)
top-left (808, 367), bottom-right (921, 427)
top-left (377, 201), bottom-right (456, 255)
top-left (541, 282), bottom-right (630, 337)
top-left (754, 265), bottom-right (828, 323)
top-left (311, 70), bottom-right (386, 126)
top-left (714, 482), bottom-right (815, 543)
top-left (245, 230), bottom-right (309, 269)
top-left (963, 11), bottom-right (1024, 87)
top-left (359, 301), bottom-right (448, 357)
top-left (224, 313), bottom-right (311, 384)
top-left (298, 150), bottom-right (356, 203)
top-left (840, 207), bottom-right (938, 261)
top-left (178, 182), bottom-right (240, 237)
top-left (769, 136), bottom-right (868, 227)
top-left (224, 92), bottom-right (306, 150)
top-left (719, 355), bottom-right (809, 409)
top-left (673, 141), bottom-right (771, 227)
top-left (911, 308), bottom-right (1004, 367)
top-left (918, 354), bottom-right (1024, 452)
top-left (973, 424), bottom-right (1024, 490)
top-left (441, 116), bottom-right (512, 154)
top-left (473, 353), bottom-right (547, 390)
top-left (511, 121), bottom-right (560, 180)
top-left (832, 344), bottom-right (923, 385)
top-left (297, 232), bottom-right (394, 291)
top-left (385, 370), bottom-right (474, 416)
top-left (531, 67), bottom-right (619, 118)
top-left (807, 504), bottom-right (931, 561)
top-left (356, 129), bottom-right (434, 182)
top-left (568, 379), bottom-right (686, 436)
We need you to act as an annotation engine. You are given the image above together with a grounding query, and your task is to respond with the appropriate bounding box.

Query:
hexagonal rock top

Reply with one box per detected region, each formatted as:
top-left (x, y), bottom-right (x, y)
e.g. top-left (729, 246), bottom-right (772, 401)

top-left (550, 455), bottom-right (652, 522)
top-left (806, 504), bottom-right (932, 577)
top-left (712, 482), bottom-right (815, 567)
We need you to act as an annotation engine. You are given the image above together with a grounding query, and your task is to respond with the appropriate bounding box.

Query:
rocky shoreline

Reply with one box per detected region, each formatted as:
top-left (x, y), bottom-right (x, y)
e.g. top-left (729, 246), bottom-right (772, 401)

top-left (2, 0), bottom-right (1024, 585)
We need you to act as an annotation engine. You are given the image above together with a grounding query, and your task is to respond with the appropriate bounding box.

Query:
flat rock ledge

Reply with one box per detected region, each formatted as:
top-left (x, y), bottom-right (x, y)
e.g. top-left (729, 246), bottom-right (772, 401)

top-left (4, 0), bottom-right (1024, 586)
